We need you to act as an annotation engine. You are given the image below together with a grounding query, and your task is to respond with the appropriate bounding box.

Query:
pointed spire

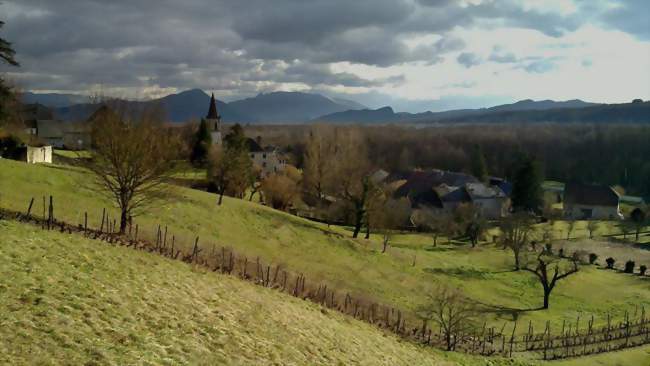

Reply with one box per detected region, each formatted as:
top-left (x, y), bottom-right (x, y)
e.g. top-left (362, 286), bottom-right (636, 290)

top-left (207, 93), bottom-right (220, 119)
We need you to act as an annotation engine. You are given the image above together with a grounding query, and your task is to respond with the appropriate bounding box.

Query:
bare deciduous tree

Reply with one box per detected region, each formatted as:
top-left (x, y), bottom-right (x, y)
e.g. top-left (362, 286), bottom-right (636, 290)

top-left (259, 166), bottom-right (301, 211)
top-left (374, 197), bottom-right (411, 253)
top-left (81, 104), bottom-right (179, 233)
top-left (330, 128), bottom-right (374, 238)
top-left (586, 220), bottom-right (600, 239)
top-left (208, 124), bottom-right (253, 205)
top-left (500, 212), bottom-right (535, 270)
top-left (412, 209), bottom-right (449, 247)
top-left (417, 286), bottom-right (477, 351)
top-left (302, 125), bottom-right (336, 200)
top-left (523, 252), bottom-right (580, 309)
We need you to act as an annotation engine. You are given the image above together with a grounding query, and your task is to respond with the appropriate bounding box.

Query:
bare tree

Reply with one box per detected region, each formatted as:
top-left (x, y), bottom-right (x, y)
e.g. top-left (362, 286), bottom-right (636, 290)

top-left (500, 212), bottom-right (535, 270)
top-left (259, 167), bottom-right (301, 211)
top-left (417, 286), bottom-right (477, 351)
top-left (80, 104), bottom-right (179, 233)
top-left (586, 220), bottom-right (600, 239)
top-left (302, 125), bottom-right (335, 200)
top-left (523, 252), bottom-right (579, 309)
top-left (330, 128), bottom-right (374, 238)
top-left (412, 209), bottom-right (449, 247)
top-left (208, 124), bottom-right (253, 205)
top-left (374, 198), bottom-right (411, 253)
top-left (566, 218), bottom-right (577, 240)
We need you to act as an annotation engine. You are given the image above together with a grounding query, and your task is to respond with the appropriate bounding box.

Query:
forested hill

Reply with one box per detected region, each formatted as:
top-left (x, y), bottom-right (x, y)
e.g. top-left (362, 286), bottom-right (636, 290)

top-left (313, 100), bottom-right (649, 124)
top-left (433, 101), bottom-right (650, 124)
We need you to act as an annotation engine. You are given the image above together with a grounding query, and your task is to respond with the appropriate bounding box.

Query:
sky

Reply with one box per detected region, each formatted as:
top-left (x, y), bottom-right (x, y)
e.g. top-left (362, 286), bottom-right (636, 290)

top-left (1, 0), bottom-right (649, 112)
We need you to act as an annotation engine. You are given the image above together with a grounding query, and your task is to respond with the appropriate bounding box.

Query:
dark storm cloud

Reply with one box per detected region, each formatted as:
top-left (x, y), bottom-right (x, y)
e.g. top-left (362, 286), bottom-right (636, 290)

top-left (0, 0), bottom-right (646, 99)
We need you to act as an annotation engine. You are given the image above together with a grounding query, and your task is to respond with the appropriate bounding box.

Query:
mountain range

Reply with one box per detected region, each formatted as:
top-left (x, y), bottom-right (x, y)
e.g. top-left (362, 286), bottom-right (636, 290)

top-left (26, 89), bottom-right (368, 123)
top-left (23, 89), bottom-right (649, 124)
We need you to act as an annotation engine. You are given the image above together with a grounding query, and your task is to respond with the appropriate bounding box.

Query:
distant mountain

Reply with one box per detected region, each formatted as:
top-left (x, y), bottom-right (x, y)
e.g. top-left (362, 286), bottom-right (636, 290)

top-left (312, 99), bottom-right (603, 124)
top-left (51, 89), bottom-right (253, 123)
top-left (435, 101), bottom-right (650, 124)
top-left (487, 99), bottom-right (598, 112)
top-left (227, 91), bottom-right (359, 123)
top-left (156, 89), bottom-right (251, 123)
top-left (22, 92), bottom-right (88, 108)
top-left (36, 89), bottom-right (359, 123)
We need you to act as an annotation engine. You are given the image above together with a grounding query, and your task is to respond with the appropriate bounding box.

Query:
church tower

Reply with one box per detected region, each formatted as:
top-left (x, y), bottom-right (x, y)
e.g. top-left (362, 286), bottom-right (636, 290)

top-left (204, 93), bottom-right (222, 145)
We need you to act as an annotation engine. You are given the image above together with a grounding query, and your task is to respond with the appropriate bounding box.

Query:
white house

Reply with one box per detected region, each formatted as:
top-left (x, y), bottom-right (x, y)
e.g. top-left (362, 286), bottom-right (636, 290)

top-left (25, 145), bottom-right (52, 164)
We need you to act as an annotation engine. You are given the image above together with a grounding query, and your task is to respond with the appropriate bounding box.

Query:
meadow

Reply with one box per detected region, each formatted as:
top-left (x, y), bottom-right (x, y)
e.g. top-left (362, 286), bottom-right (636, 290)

top-left (1, 159), bottom-right (650, 359)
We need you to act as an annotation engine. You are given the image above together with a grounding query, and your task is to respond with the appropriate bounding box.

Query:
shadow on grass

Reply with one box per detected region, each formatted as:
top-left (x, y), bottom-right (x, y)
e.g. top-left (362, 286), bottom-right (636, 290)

top-left (476, 301), bottom-right (546, 321)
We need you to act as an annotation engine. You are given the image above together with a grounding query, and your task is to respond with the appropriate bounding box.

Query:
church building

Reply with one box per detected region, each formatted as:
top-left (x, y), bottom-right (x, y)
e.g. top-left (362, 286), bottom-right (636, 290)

top-left (204, 94), bottom-right (222, 145)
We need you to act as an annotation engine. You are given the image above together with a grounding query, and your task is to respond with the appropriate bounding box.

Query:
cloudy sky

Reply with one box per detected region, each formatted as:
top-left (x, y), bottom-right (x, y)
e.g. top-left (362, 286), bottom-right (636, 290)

top-left (1, 0), bottom-right (649, 112)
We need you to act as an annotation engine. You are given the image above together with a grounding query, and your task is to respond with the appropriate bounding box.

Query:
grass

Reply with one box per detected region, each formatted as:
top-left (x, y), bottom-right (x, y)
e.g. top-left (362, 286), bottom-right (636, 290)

top-left (1, 159), bottom-right (650, 364)
top-left (1, 219), bottom-right (471, 365)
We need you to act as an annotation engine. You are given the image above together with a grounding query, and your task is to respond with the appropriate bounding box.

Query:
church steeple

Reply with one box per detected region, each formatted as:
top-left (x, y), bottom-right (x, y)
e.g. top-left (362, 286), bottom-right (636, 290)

top-left (204, 93), bottom-right (222, 145)
top-left (207, 93), bottom-right (220, 120)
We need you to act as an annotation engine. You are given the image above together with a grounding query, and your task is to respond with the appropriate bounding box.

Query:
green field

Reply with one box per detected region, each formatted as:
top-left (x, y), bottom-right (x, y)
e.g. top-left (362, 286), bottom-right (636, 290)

top-left (1, 220), bottom-right (473, 365)
top-left (1, 159), bottom-right (650, 363)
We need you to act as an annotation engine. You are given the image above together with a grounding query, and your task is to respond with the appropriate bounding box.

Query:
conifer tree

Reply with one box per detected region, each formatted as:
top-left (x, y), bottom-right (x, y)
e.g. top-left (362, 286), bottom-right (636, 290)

top-left (190, 119), bottom-right (212, 166)
top-left (511, 154), bottom-right (543, 212)
top-left (470, 144), bottom-right (488, 182)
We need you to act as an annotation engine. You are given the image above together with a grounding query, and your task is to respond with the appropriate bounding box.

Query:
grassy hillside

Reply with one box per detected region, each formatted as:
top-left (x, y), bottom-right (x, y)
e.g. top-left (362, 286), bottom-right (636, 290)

top-left (1, 159), bottom-right (650, 342)
top-left (1, 219), bottom-right (469, 365)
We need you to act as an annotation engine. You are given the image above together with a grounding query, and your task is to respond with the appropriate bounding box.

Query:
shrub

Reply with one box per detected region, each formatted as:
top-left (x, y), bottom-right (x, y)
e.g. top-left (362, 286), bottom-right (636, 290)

top-left (624, 260), bottom-right (635, 273)
top-left (605, 257), bottom-right (616, 269)
top-left (545, 243), bottom-right (553, 255)
top-left (588, 253), bottom-right (598, 265)
top-left (572, 250), bottom-right (588, 263)
top-left (640, 265), bottom-right (647, 276)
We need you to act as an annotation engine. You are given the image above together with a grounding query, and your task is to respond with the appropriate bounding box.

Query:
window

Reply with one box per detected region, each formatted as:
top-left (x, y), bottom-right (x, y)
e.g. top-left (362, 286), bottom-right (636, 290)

top-left (250, 154), bottom-right (254, 158)
top-left (262, 153), bottom-right (267, 159)
top-left (262, 162), bottom-right (267, 168)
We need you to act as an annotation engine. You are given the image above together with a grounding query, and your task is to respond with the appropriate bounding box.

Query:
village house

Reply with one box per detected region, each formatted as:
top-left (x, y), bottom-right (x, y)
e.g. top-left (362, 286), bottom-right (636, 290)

top-left (245, 137), bottom-right (288, 177)
top-left (22, 103), bottom-right (91, 150)
top-left (394, 169), bottom-right (511, 219)
top-left (563, 182), bottom-right (623, 220)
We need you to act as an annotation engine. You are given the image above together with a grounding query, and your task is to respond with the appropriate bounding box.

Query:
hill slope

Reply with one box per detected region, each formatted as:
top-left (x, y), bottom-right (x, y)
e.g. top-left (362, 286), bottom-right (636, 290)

top-left (0, 220), bottom-right (461, 365)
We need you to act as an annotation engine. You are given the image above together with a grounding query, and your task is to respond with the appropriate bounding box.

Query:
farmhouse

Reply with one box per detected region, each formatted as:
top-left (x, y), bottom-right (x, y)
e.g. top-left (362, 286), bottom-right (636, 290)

top-left (563, 182), bottom-right (623, 220)
top-left (394, 169), bottom-right (511, 219)
top-left (245, 137), bottom-right (288, 177)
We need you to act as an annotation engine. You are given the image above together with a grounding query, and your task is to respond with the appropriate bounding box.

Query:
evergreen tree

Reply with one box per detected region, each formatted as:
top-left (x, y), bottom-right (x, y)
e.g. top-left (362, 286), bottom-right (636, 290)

top-left (190, 119), bottom-right (212, 166)
top-left (1, 20), bottom-right (19, 125)
top-left (470, 144), bottom-right (488, 182)
top-left (511, 155), bottom-right (543, 212)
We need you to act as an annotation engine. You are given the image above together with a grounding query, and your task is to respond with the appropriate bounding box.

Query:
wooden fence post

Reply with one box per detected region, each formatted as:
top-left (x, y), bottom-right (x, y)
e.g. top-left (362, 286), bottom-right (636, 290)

top-left (26, 197), bottom-right (34, 218)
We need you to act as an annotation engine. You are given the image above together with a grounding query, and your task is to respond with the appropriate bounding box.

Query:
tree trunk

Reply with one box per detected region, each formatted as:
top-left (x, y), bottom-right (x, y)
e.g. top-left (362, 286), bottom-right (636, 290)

top-left (364, 212), bottom-right (370, 239)
top-left (352, 205), bottom-right (363, 238)
top-left (543, 290), bottom-right (550, 309)
top-left (433, 234), bottom-right (437, 247)
top-left (514, 250), bottom-right (520, 271)
top-left (119, 209), bottom-right (128, 234)
top-left (382, 235), bottom-right (388, 253)
top-left (218, 189), bottom-right (225, 205)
